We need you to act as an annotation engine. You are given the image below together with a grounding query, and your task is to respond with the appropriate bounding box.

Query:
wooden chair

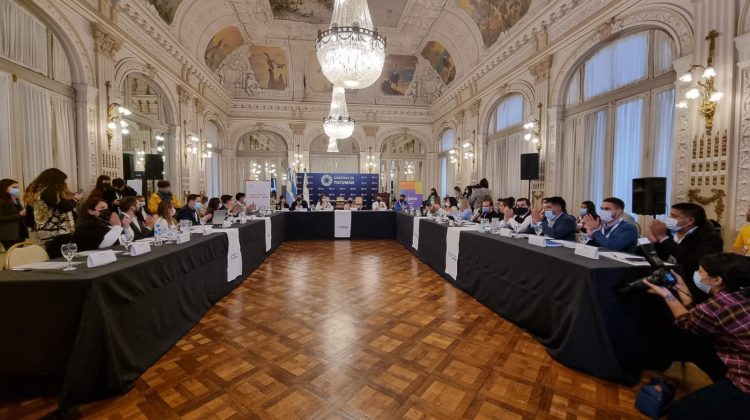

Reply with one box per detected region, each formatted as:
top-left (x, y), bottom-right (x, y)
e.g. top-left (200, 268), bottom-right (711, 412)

top-left (3, 242), bottom-right (50, 270)
top-left (336, 196), bottom-right (345, 210)
top-left (354, 196), bottom-right (363, 210)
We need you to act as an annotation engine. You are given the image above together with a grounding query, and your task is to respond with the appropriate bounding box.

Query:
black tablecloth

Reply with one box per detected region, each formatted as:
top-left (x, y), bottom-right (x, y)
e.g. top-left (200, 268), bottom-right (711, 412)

top-left (351, 211), bottom-right (396, 239)
top-left (416, 219), bottom-right (448, 274)
top-left (395, 212), bottom-right (414, 247)
top-left (456, 232), bottom-right (670, 384)
top-left (284, 211), bottom-right (396, 240)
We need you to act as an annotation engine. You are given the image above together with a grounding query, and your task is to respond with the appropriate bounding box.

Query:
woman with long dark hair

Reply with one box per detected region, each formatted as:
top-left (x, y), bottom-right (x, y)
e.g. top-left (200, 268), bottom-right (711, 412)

top-left (0, 178), bottom-right (28, 249)
top-left (24, 168), bottom-right (82, 242)
top-left (89, 175), bottom-right (112, 200)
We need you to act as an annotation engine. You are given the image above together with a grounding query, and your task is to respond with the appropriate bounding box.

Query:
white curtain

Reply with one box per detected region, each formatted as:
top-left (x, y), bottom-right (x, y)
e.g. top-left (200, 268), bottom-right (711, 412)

top-left (582, 110), bottom-right (607, 206)
top-left (440, 129), bottom-right (455, 152)
top-left (496, 95), bottom-right (524, 132)
top-left (485, 133), bottom-right (533, 199)
top-left (439, 156), bottom-right (454, 197)
top-left (651, 88), bottom-right (675, 208)
top-left (566, 71), bottom-right (580, 107)
top-left (584, 32), bottom-right (648, 100)
top-left (612, 97), bottom-right (645, 212)
top-left (485, 141), bottom-right (502, 199)
top-left (51, 94), bottom-right (76, 187)
top-left (562, 114), bottom-right (583, 203)
top-left (0, 0), bottom-right (48, 74)
top-left (653, 31), bottom-right (675, 76)
top-left (52, 35), bottom-right (72, 86)
top-left (0, 70), bottom-right (11, 179)
top-left (14, 81), bottom-right (53, 185)
top-left (310, 154), bottom-right (359, 173)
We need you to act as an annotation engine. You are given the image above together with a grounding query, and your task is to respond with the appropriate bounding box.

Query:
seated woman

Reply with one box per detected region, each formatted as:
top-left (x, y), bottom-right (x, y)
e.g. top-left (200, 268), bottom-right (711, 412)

top-left (455, 197), bottom-right (473, 221)
top-left (344, 199), bottom-right (356, 210)
top-left (275, 197), bottom-right (290, 211)
top-left (644, 253), bottom-right (750, 419)
top-left (153, 200), bottom-right (177, 232)
top-left (315, 195), bottom-right (334, 211)
top-left (73, 197), bottom-right (133, 251)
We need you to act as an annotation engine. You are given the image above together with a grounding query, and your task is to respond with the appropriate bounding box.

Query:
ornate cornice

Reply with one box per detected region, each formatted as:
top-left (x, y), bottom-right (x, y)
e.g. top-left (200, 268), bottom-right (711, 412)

top-left (289, 123), bottom-right (306, 136)
top-left (92, 23), bottom-right (122, 59)
top-left (177, 85), bottom-right (192, 104)
top-left (363, 125), bottom-right (379, 137)
top-left (529, 55), bottom-right (553, 83)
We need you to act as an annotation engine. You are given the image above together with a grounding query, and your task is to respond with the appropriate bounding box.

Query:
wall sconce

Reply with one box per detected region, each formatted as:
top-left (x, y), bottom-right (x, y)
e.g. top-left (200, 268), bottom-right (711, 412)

top-left (462, 131), bottom-right (475, 162)
top-left (293, 144), bottom-right (304, 172)
top-left (675, 30), bottom-right (722, 135)
top-left (264, 161), bottom-right (277, 178)
top-left (104, 80), bottom-right (132, 151)
top-left (366, 146), bottom-right (376, 173)
top-left (524, 103), bottom-right (543, 153)
top-left (155, 132), bottom-right (165, 154)
top-left (403, 161), bottom-right (414, 177)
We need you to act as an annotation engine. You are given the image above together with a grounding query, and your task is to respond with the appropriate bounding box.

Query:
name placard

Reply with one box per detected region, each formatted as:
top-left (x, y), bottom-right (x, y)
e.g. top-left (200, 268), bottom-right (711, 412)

top-left (222, 219), bottom-right (232, 228)
top-left (575, 243), bottom-right (600, 259)
top-left (498, 228), bottom-right (513, 237)
top-left (177, 232), bottom-right (191, 244)
top-left (128, 242), bottom-right (152, 256)
top-left (87, 250), bottom-right (117, 267)
top-left (528, 235), bottom-right (547, 247)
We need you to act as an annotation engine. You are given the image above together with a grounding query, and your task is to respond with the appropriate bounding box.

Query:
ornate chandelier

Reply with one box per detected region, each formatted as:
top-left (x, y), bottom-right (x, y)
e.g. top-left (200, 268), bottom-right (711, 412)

top-left (326, 137), bottom-right (339, 153)
top-left (323, 86), bottom-right (355, 139)
top-left (315, 0), bottom-right (386, 89)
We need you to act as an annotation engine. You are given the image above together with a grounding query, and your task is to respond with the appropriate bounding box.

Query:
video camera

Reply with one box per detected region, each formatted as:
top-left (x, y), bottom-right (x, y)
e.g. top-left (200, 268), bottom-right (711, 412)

top-left (618, 243), bottom-right (677, 295)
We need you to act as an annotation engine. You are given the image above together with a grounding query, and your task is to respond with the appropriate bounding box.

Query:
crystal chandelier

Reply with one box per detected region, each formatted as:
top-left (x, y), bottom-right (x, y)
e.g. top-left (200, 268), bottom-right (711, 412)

top-left (323, 86), bottom-right (355, 139)
top-left (315, 0), bottom-right (386, 89)
top-left (326, 137), bottom-right (339, 153)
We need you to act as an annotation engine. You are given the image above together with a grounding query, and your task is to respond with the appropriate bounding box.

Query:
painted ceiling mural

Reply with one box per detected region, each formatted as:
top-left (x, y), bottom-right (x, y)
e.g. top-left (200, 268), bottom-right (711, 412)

top-left (456, 0), bottom-right (532, 47)
top-left (303, 48), bottom-right (333, 94)
top-left (380, 55), bottom-right (417, 96)
top-left (204, 26), bottom-right (244, 72)
top-left (146, 0), bottom-right (184, 25)
top-left (420, 41), bottom-right (456, 85)
top-left (268, 0), bottom-right (406, 27)
top-left (215, 44), bottom-right (289, 97)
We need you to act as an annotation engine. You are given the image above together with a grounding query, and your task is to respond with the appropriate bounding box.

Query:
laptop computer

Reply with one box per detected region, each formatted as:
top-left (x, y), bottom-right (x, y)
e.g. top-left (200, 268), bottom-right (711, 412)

top-left (212, 210), bottom-right (227, 223)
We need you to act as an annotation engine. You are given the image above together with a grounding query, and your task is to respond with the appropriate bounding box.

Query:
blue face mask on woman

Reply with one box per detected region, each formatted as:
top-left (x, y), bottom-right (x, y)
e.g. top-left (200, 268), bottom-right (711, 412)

top-left (693, 271), bottom-right (713, 294)
top-left (9, 188), bottom-right (19, 197)
top-left (579, 208), bottom-right (587, 216)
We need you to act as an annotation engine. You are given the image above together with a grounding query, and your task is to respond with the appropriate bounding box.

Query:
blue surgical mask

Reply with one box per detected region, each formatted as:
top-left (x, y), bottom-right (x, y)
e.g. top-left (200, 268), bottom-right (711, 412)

top-left (693, 271), bottom-right (713, 294)
top-left (599, 210), bottom-right (613, 223)
top-left (544, 210), bottom-right (555, 220)
top-left (457, 202), bottom-right (462, 209)
top-left (579, 208), bottom-right (587, 216)
top-left (9, 188), bottom-right (19, 197)
top-left (482, 206), bottom-right (490, 213)
top-left (194, 202), bottom-right (203, 210)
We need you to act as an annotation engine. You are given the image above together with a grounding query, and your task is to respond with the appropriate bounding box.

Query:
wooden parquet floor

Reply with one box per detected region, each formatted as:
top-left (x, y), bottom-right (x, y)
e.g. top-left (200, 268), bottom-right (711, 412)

top-left (1, 240), bottom-right (711, 420)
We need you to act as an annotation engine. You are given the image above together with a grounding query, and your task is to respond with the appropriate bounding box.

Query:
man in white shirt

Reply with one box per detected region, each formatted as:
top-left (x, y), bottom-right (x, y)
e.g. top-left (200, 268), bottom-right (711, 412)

top-left (372, 196), bottom-right (388, 211)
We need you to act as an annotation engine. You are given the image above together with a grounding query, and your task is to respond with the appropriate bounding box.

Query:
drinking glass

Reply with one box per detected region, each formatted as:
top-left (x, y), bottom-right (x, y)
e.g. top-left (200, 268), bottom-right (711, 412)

top-left (120, 231), bottom-right (134, 255)
top-left (578, 232), bottom-right (589, 245)
top-left (61, 243), bottom-right (77, 271)
top-left (534, 225), bottom-right (544, 236)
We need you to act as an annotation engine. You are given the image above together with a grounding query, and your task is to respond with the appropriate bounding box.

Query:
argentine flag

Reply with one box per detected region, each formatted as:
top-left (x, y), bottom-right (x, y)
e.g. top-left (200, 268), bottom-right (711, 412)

top-left (285, 167), bottom-right (297, 204)
top-left (302, 170), bottom-right (310, 204)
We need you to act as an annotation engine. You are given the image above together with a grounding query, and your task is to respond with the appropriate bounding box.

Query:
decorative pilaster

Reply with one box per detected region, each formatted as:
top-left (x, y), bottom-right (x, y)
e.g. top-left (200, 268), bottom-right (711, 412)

top-left (73, 83), bottom-right (99, 189)
top-left (289, 122), bottom-right (306, 171)
top-left (92, 23), bottom-right (122, 180)
top-left (730, 33), bottom-right (750, 242)
top-left (530, 56), bottom-right (552, 196)
top-left (363, 125), bottom-right (379, 177)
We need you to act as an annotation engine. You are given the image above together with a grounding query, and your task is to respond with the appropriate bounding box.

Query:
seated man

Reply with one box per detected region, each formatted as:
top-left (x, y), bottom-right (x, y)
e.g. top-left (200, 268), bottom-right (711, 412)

top-left (648, 202), bottom-right (724, 301)
top-left (732, 205), bottom-right (750, 255)
top-left (177, 194), bottom-right (202, 225)
top-left (119, 196), bottom-right (154, 239)
top-left (393, 194), bottom-right (408, 211)
top-left (372, 196), bottom-right (388, 211)
top-left (582, 197), bottom-right (638, 253)
top-left (471, 196), bottom-right (499, 222)
top-left (527, 196), bottom-right (576, 241)
top-left (500, 197), bottom-right (532, 232)
top-left (290, 194), bottom-right (309, 211)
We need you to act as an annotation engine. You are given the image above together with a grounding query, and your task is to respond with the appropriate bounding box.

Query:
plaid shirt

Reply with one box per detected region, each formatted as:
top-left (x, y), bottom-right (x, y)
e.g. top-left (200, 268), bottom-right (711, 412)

top-left (676, 290), bottom-right (750, 393)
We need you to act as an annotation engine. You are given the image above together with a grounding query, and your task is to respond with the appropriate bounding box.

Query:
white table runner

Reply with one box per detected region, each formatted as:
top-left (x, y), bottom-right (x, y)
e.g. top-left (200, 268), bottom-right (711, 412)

top-left (213, 228), bottom-right (242, 282)
top-left (412, 217), bottom-right (426, 250)
top-left (334, 210), bottom-right (352, 238)
top-left (264, 217), bottom-right (272, 251)
top-left (445, 225), bottom-right (479, 280)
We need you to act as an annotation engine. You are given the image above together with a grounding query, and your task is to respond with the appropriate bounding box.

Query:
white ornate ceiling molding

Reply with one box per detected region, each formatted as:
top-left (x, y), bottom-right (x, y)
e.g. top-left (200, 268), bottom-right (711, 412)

top-left (550, 3), bottom-right (694, 107)
top-left (116, 0), bottom-right (234, 107)
top-left (113, 58), bottom-right (178, 124)
top-left (529, 55), bottom-right (553, 83)
top-left (432, 0), bottom-right (586, 113)
top-left (92, 23), bottom-right (122, 59)
top-left (29, 0), bottom-right (95, 84)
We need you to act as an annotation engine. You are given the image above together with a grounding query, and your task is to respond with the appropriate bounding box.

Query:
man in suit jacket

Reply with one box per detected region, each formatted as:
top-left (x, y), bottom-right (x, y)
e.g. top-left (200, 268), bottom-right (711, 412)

top-left (648, 202), bottom-right (724, 302)
top-left (290, 195), bottom-right (309, 211)
top-left (527, 196), bottom-right (577, 241)
top-left (177, 194), bottom-right (202, 225)
top-left (582, 197), bottom-right (639, 253)
top-left (118, 196), bottom-right (153, 239)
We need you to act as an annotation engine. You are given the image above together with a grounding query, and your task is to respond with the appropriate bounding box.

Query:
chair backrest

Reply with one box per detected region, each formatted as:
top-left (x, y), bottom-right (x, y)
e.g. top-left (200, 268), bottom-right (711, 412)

top-left (4, 242), bottom-right (50, 269)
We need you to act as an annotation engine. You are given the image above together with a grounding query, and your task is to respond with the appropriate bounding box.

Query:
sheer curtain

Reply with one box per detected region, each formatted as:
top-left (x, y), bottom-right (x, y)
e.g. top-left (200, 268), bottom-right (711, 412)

top-left (584, 33), bottom-right (648, 100)
top-left (652, 88), bottom-right (675, 208)
top-left (612, 97), bottom-right (645, 212)
top-left (496, 95), bottom-right (524, 131)
top-left (485, 141), bottom-right (502, 198)
top-left (0, 70), bottom-right (11, 179)
top-left (562, 114), bottom-right (583, 203)
top-left (51, 94), bottom-right (76, 187)
top-left (52, 35), bottom-right (72, 86)
top-left (0, 0), bottom-right (48, 73)
top-left (14, 81), bottom-right (53, 185)
top-left (309, 154), bottom-right (358, 173)
top-left (582, 110), bottom-right (607, 205)
top-left (503, 132), bottom-right (533, 198)
top-left (439, 157), bottom-right (454, 196)
top-left (653, 31), bottom-right (675, 76)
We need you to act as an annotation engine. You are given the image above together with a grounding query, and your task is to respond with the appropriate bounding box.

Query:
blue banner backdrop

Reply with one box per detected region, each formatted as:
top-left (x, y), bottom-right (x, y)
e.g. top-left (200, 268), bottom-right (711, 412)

top-left (296, 173), bottom-right (379, 208)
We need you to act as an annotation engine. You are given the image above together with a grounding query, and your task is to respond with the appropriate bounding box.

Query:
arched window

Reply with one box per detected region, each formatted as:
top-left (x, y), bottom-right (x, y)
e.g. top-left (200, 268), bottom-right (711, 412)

top-left (309, 135), bottom-right (359, 173)
top-left (0, 0), bottom-right (78, 187)
top-left (236, 130), bottom-right (288, 183)
top-left (485, 94), bottom-right (533, 199)
top-left (204, 121), bottom-right (221, 198)
top-left (380, 132), bottom-right (426, 194)
top-left (438, 128), bottom-right (456, 196)
top-left (562, 29), bottom-right (676, 213)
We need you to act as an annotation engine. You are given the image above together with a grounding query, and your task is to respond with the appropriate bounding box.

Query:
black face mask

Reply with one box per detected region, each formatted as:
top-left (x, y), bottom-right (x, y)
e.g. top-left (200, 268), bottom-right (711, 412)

top-left (513, 207), bottom-right (527, 216)
top-left (98, 209), bottom-right (111, 221)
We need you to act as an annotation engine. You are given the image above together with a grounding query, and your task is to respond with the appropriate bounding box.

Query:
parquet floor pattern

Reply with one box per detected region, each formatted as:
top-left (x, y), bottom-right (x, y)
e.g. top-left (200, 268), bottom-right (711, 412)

top-left (2, 240), bottom-right (709, 420)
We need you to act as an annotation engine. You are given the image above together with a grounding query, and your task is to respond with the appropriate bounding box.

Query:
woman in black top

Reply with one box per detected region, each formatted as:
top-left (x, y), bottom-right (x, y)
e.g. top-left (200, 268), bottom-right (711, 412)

top-left (73, 198), bottom-right (133, 251)
top-left (24, 168), bottom-right (82, 242)
top-left (0, 179), bottom-right (28, 250)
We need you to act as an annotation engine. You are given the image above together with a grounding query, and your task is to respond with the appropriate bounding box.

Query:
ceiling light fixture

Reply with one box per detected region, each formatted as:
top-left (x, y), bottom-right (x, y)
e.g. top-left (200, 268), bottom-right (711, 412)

top-left (315, 0), bottom-right (386, 89)
top-left (323, 86), bottom-right (355, 140)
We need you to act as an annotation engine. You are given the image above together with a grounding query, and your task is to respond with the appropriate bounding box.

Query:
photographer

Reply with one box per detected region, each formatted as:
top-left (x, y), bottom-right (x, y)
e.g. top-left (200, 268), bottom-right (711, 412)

top-left (644, 253), bottom-right (750, 419)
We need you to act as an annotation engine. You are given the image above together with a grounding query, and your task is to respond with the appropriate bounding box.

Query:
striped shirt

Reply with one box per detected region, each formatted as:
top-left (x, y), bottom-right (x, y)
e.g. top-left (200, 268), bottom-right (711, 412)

top-left (676, 290), bottom-right (750, 393)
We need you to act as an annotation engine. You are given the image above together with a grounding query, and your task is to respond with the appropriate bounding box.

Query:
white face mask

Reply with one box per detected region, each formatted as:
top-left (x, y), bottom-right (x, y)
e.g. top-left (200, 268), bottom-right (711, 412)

top-left (693, 271), bottom-right (713, 294)
top-left (664, 217), bottom-right (681, 232)
top-left (170, 208), bottom-right (176, 216)
top-left (599, 210), bottom-right (613, 223)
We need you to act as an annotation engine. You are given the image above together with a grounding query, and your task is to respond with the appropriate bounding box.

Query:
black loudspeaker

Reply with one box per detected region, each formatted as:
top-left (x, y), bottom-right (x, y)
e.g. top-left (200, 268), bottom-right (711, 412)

top-left (122, 154), bottom-right (134, 180)
top-left (632, 177), bottom-right (667, 215)
top-left (144, 154), bottom-right (164, 180)
top-left (520, 153), bottom-right (540, 180)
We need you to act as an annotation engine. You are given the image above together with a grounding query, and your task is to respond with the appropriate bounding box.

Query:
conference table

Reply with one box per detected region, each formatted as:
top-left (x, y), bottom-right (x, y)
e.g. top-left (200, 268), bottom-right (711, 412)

top-left (0, 210), bottom-right (671, 407)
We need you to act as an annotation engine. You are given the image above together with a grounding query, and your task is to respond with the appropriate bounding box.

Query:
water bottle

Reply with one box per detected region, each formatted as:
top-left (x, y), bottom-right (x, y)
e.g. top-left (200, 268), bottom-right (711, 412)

top-left (154, 221), bottom-right (163, 246)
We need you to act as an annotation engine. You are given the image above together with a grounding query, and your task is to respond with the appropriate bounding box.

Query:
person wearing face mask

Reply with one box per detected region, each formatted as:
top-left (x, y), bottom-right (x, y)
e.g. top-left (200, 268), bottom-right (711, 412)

top-left (290, 194), bottom-right (309, 211)
top-left (644, 253), bottom-right (750, 420)
top-left (456, 197), bottom-right (473, 221)
top-left (394, 194), bottom-right (408, 211)
top-left (0, 178), bottom-right (28, 250)
top-left (153, 200), bottom-right (178, 230)
top-left (471, 197), bottom-right (499, 222)
top-left (731, 205), bottom-right (750, 256)
top-left (444, 196), bottom-right (458, 213)
top-left (177, 194), bottom-right (204, 225)
top-left (148, 180), bottom-right (182, 214)
top-left (73, 197), bottom-right (133, 251)
top-left (275, 197), bottom-right (290, 211)
top-left (581, 197), bottom-right (638, 253)
top-left (499, 197), bottom-right (532, 232)
top-left (648, 202), bottom-right (724, 301)
top-left (119, 196), bottom-right (154, 239)
top-left (577, 201), bottom-right (599, 232)
top-left (315, 194), bottom-right (334, 211)
top-left (527, 196), bottom-right (577, 241)
top-left (89, 175), bottom-right (112, 201)
top-left (219, 194), bottom-right (242, 216)
top-left (372, 196), bottom-right (388, 211)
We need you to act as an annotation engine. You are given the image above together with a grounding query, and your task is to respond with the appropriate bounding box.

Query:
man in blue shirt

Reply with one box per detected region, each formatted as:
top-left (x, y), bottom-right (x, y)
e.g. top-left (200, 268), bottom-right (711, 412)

top-left (582, 197), bottom-right (639, 253)
top-left (393, 194), bottom-right (408, 211)
top-left (528, 196), bottom-right (577, 241)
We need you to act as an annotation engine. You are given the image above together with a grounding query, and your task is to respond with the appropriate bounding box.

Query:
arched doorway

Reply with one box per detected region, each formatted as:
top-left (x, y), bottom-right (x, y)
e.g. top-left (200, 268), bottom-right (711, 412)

top-left (379, 131), bottom-right (427, 194)
top-left (309, 135), bottom-right (360, 173)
